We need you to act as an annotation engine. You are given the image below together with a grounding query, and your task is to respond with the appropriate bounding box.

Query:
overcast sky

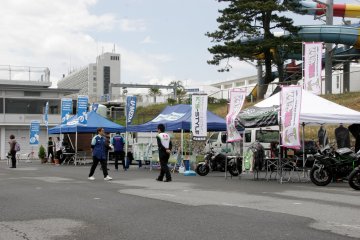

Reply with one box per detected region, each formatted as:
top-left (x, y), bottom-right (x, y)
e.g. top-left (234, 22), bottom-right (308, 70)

top-left (1, 0), bottom-right (359, 91)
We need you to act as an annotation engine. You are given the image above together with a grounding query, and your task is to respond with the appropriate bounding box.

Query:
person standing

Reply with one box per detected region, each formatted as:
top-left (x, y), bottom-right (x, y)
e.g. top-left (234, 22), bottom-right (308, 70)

top-left (110, 132), bottom-right (125, 171)
top-left (88, 127), bottom-right (112, 181)
top-left (335, 124), bottom-right (351, 149)
top-left (54, 137), bottom-right (63, 165)
top-left (8, 135), bottom-right (17, 168)
top-left (47, 137), bottom-right (55, 163)
top-left (155, 124), bottom-right (172, 182)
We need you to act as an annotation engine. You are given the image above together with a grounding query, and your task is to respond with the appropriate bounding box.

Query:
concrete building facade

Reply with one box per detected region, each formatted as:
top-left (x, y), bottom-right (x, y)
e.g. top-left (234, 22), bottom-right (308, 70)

top-left (0, 78), bottom-right (78, 160)
top-left (58, 52), bottom-right (121, 103)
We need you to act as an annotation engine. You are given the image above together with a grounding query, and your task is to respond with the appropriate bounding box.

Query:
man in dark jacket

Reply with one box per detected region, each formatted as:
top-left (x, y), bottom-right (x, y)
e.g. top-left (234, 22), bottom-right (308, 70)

top-left (88, 128), bottom-right (112, 181)
top-left (110, 132), bottom-right (125, 171)
top-left (155, 124), bottom-right (173, 182)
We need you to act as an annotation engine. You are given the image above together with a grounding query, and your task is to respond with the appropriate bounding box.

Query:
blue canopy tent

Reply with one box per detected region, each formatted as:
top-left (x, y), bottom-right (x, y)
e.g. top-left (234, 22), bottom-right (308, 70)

top-left (48, 111), bottom-right (125, 134)
top-left (48, 111), bottom-right (125, 165)
top-left (127, 104), bottom-right (227, 132)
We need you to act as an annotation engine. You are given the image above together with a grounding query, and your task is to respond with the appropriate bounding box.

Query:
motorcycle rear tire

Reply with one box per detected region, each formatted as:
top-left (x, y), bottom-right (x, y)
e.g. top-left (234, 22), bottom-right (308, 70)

top-left (310, 165), bottom-right (332, 186)
top-left (196, 163), bottom-right (210, 176)
top-left (348, 169), bottom-right (360, 190)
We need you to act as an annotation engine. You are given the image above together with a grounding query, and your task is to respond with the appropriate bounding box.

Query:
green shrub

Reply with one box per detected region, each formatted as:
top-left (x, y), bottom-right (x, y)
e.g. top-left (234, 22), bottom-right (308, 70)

top-left (38, 145), bottom-right (46, 159)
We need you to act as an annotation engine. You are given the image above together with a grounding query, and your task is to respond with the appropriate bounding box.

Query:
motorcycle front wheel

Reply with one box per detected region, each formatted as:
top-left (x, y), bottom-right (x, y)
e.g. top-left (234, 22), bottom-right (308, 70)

top-left (310, 165), bottom-right (333, 186)
top-left (228, 161), bottom-right (240, 176)
top-left (348, 168), bottom-right (360, 190)
top-left (196, 163), bottom-right (210, 176)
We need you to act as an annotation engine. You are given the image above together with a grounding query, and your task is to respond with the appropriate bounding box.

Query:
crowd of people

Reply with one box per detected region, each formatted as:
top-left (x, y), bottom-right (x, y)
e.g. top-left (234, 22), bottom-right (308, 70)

top-left (7, 122), bottom-right (359, 182)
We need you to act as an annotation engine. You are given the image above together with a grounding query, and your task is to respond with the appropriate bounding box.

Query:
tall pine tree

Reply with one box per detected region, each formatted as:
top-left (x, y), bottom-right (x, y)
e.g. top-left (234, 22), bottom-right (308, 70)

top-left (206, 0), bottom-right (301, 99)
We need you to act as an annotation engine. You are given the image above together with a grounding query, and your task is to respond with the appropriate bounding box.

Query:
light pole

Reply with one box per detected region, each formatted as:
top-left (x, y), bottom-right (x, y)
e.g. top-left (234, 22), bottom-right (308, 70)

top-left (325, 0), bottom-right (333, 94)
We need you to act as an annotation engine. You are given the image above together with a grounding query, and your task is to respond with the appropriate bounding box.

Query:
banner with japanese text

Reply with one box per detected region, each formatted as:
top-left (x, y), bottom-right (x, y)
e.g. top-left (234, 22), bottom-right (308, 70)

top-left (303, 42), bottom-right (322, 95)
top-left (61, 98), bottom-right (73, 124)
top-left (280, 86), bottom-right (302, 149)
top-left (77, 95), bottom-right (88, 125)
top-left (44, 101), bottom-right (49, 127)
top-left (191, 94), bottom-right (208, 141)
top-left (91, 103), bottom-right (99, 112)
top-left (126, 96), bottom-right (137, 125)
top-left (226, 89), bottom-right (246, 142)
top-left (29, 120), bottom-right (40, 145)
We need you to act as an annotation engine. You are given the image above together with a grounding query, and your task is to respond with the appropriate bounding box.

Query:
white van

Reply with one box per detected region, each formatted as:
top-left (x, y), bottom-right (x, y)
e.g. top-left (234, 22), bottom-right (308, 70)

top-left (243, 126), bottom-right (279, 156)
top-left (205, 126), bottom-right (279, 156)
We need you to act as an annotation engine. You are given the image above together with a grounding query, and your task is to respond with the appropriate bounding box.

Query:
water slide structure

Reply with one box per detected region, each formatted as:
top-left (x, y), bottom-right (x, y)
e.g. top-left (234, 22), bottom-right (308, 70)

top-left (248, 1), bottom-right (360, 98)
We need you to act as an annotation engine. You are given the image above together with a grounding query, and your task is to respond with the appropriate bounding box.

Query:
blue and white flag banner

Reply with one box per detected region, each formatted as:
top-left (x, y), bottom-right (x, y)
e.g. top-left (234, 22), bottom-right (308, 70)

top-left (226, 89), bottom-right (246, 142)
top-left (91, 103), bottom-right (99, 112)
top-left (77, 95), bottom-right (88, 125)
top-left (61, 98), bottom-right (73, 124)
top-left (126, 96), bottom-right (137, 125)
top-left (44, 101), bottom-right (49, 127)
top-left (280, 86), bottom-right (302, 149)
top-left (29, 120), bottom-right (40, 145)
top-left (191, 94), bottom-right (208, 141)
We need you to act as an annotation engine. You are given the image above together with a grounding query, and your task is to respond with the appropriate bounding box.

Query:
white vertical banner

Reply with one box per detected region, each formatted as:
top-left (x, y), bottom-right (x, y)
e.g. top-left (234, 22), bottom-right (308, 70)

top-left (192, 94), bottom-right (208, 141)
top-left (303, 42), bottom-right (322, 95)
top-left (226, 89), bottom-right (246, 142)
top-left (280, 86), bottom-right (302, 149)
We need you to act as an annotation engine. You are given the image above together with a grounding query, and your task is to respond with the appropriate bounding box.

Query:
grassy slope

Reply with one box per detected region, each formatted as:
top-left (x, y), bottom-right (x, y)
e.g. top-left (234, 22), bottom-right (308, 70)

top-left (115, 92), bottom-right (360, 143)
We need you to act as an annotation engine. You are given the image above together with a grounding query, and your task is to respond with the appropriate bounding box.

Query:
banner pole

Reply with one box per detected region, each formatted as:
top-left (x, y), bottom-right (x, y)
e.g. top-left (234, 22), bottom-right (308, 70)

top-left (125, 96), bottom-right (128, 170)
top-left (150, 131), bottom-right (153, 171)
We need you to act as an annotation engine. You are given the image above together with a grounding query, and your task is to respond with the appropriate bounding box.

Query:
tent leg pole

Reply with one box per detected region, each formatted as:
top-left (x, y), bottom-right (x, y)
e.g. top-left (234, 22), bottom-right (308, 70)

top-left (302, 123), bottom-right (306, 178)
top-left (75, 128), bottom-right (77, 166)
top-left (225, 142), bottom-right (228, 180)
top-left (150, 131), bottom-right (152, 171)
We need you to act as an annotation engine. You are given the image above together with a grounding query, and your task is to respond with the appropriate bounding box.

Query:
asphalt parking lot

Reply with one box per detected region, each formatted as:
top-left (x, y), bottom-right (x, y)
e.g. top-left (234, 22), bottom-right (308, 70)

top-left (0, 161), bottom-right (359, 240)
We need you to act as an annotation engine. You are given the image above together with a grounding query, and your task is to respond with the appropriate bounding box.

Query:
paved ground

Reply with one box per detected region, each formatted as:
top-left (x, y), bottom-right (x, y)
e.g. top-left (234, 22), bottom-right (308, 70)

top-left (0, 160), bottom-right (359, 240)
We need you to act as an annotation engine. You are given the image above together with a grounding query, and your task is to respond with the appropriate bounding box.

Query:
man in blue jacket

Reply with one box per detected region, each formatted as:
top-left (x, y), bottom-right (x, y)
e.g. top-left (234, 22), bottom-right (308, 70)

top-left (110, 132), bottom-right (125, 171)
top-left (88, 127), bottom-right (112, 181)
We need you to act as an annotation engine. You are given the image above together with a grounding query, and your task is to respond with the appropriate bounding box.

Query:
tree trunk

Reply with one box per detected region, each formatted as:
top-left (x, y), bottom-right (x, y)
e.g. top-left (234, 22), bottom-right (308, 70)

top-left (277, 62), bottom-right (284, 83)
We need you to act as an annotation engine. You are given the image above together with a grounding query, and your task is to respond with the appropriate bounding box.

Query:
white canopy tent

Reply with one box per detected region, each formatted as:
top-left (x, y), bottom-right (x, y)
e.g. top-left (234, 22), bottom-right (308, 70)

top-left (249, 89), bottom-right (360, 183)
top-left (255, 90), bottom-right (360, 125)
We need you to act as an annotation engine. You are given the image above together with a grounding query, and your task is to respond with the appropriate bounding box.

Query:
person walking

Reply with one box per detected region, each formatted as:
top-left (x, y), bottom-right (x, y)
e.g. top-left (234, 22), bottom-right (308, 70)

top-left (88, 127), bottom-right (112, 181)
top-left (110, 132), bottom-right (125, 171)
top-left (8, 134), bottom-right (17, 168)
top-left (155, 124), bottom-right (173, 182)
top-left (47, 137), bottom-right (55, 163)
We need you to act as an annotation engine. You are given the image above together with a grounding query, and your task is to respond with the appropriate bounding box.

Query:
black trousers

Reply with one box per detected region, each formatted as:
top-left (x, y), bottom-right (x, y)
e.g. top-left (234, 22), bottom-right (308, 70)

top-left (10, 150), bottom-right (16, 168)
top-left (89, 156), bottom-right (108, 178)
top-left (158, 152), bottom-right (171, 180)
top-left (114, 151), bottom-right (125, 170)
top-left (48, 149), bottom-right (54, 162)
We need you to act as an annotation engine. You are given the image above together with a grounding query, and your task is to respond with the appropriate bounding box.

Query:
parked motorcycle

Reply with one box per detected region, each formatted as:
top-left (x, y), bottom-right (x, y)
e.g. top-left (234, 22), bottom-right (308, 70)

top-left (348, 166), bottom-right (360, 190)
top-left (196, 148), bottom-right (241, 176)
top-left (310, 146), bottom-right (360, 186)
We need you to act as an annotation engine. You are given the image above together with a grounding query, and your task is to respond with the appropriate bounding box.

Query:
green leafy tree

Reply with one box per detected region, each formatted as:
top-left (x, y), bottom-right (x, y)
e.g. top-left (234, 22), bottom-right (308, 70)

top-left (206, 0), bottom-right (300, 99)
top-left (169, 80), bottom-right (187, 103)
top-left (148, 88), bottom-right (162, 103)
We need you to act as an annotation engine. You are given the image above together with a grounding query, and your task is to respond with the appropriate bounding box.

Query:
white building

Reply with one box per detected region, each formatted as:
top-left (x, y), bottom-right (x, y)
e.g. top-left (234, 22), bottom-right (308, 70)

top-left (57, 52), bottom-right (121, 103)
top-left (0, 67), bottom-right (78, 160)
top-left (210, 63), bottom-right (360, 100)
top-left (210, 75), bottom-right (258, 99)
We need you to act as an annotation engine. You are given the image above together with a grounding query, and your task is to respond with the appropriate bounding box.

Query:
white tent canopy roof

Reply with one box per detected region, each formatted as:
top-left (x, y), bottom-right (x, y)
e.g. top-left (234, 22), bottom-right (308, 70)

top-left (255, 90), bottom-right (360, 125)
